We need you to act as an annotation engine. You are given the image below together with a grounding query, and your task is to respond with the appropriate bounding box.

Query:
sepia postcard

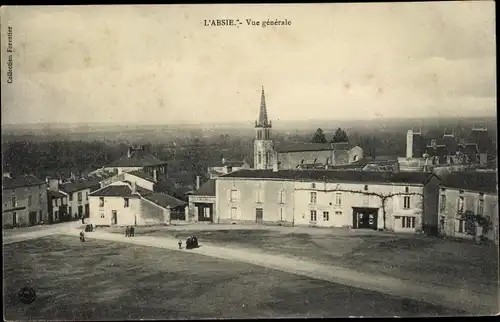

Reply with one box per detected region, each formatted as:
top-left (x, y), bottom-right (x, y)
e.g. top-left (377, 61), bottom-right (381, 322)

top-left (1, 2), bottom-right (498, 320)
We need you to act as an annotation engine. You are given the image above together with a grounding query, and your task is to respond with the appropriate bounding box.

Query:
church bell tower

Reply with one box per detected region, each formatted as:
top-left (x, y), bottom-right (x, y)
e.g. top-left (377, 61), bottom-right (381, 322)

top-left (254, 86), bottom-right (274, 169)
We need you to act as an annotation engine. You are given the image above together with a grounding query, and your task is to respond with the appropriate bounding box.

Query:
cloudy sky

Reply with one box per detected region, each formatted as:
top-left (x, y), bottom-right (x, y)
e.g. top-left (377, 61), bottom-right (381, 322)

top-left (0, 3), bottom-right (496, 125)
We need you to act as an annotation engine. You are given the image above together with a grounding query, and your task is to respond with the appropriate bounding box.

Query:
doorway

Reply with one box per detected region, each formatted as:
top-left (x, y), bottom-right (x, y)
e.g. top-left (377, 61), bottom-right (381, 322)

top-left (12, 212), bottom-right (17, 226)
top-left (352, 207), bottom-right (379, 230)
top-left (85, 204), bottom-right (90, 218)
top-left (111, 210), bottom-right (117, 225)
top-left (29, 211), bottom-right (37, 226)
top-left (255, 208), bottom-right (264, 224)
top-left (196, 203), bottom-right (213, 222)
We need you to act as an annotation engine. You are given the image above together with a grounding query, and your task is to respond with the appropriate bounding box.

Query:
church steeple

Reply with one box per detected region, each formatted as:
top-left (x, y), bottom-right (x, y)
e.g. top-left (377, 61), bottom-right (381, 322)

top-left (256, 86), bottom-right (271, 128)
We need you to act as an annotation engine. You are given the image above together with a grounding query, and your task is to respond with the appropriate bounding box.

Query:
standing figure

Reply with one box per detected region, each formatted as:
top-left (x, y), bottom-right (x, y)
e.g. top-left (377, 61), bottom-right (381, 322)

top-left (125, 226), bottom-right (130, 237)
top-left (80, 231), bottom-right (86, 242)
top-left (130, 226), bottom-right (135, 237)
top-left (178, 240), bottom-right (182, 249)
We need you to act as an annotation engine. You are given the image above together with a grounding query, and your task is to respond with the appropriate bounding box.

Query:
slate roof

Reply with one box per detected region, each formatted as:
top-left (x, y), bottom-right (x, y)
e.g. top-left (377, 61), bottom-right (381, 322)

top-left (191, 179), bottom-right (216, 196)
top-left (48, 190), bottom-right (67, 199)
top-left (276, 142), bottom-right (353, 153)
top-left (142, 192), bottom-right (187, 209)
top-left (90, 185), bottom-right (135, 197)
top-left (221, 169), bottom-right (437, 185)
top-left (2, 175), bottom-right (46, 190)
top-left (127, 170), bottom-right (156, 182)
top-left (440, 135), bottom-right (458, 154)
top-left (425, 145), bottom-right (448, 159)
top-left (441, 171), bottom-right (497, 194)
top-left (60, 180), bottom-right (101, 194)
top-left (106, 151), bottom-right (167, 168)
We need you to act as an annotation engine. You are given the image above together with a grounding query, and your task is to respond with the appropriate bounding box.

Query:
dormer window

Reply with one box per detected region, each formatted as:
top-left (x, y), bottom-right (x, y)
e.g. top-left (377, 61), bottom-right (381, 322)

top-left (405, 187), bottom-right (409, 193)
top-left (311, 183), bottom-right (316, 189)
top-left (364, 185), bottom-right (368, 191)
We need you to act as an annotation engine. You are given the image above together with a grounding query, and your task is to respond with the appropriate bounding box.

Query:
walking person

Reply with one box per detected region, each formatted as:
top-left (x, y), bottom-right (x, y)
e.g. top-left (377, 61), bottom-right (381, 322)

top-left (79, 230), bottom-right (85, 242)
top-left (125, 226), bottom-right (130, 237)
top-left (130, 226), bottom-right (135, 237)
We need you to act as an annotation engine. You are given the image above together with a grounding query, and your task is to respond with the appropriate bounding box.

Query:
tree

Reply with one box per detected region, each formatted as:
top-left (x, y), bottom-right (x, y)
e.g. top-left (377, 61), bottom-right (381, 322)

top-left (360, 135), bottom-right (378, 160)
top-left (331, 128), bottom-right (349, 143)
top-left (312, 128), bottom-right (327, 143)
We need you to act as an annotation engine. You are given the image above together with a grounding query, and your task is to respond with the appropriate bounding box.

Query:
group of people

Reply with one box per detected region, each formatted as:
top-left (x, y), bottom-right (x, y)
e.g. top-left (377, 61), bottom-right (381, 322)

top-left (125, 226), bottom-right (135, 237)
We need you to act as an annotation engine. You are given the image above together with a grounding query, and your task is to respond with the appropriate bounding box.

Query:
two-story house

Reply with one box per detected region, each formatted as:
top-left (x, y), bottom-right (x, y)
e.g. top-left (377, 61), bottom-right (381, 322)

top-left (60, 179), bottom-right (101, 220)
top-left (216, 169), bottom-right (441, 234)
top-left (2, 174), bottom-right (49, 227)
top-left (438, 171), bottom-right (498, 244)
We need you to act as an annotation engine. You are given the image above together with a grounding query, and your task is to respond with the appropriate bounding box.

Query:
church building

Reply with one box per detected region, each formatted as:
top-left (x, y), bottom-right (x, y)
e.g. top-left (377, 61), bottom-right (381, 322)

top-left (253, 87), bottom-right (364, 170)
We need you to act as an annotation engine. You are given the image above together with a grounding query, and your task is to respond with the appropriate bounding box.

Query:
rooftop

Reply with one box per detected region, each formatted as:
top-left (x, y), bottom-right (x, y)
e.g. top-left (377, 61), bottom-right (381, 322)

top-left (191, 179), bottom-right (216, 196)
top-left (275, 142), bottom-right (353, 153)
top-left (220, 169), bottom-right (437, 185)
top-left (60, 179), bottom-right (101, 194)
top-left (90, 185), bottom-right (135, 197)
top-left (48, 190), bottom-right (67, 199)
top-left (210, 160), bottom-right (248, 168)
top-left (126, 170), bottom-right (156, 182)
top-left (142, 192), bottom-right (187, 209)
top-left (2, 175), bottom-right (46, 190)
top-left (106, 147), bottom-right (167, 168)
top-left (441, 171), bottom-right (497, 194)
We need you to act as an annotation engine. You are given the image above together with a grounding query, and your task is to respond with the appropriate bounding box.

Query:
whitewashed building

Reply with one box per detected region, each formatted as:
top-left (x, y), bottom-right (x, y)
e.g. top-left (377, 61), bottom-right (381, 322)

top-left (216, 169), bottom-right (441, 234)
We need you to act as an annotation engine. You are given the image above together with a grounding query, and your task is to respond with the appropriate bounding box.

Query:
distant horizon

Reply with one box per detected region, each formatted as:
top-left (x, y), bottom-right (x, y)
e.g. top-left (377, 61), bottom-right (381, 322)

top-left (1, 114), bottom-right (497, 128)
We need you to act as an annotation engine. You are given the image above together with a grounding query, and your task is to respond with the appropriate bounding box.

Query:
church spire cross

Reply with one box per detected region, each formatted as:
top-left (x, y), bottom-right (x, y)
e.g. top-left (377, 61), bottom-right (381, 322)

top-left (257, 86), bottom-right (270, 127)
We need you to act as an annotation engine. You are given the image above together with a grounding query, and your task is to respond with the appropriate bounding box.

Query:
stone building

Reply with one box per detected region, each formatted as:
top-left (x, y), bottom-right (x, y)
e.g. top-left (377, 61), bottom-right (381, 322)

top-left (2, 174), bottom-right (48, 227)
top-left (187, 178), bottom-right (216, 223)
top-left (215, 169), bottom-right (441, 235)
top-left (438, 171), bottom-right (498, 244)
top-left (103, 145), bottom-right (168, 179)
top-left (253, 87), bottom-right (364, 170)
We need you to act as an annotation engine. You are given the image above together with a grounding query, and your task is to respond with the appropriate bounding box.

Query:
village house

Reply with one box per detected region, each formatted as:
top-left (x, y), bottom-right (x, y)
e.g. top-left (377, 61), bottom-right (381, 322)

top-left (187, 178), bottom-right (216, 223)
top-left (216, 169), bottom-right (441, 235)
top-left (2, 173), bottom-right (49, 227)
top-left (88, 180), bottom-right (186, 226)
top-left (252, 87), bottom-right (364, 170)
top-left (46, 180), bottom-right (69, 224)
top-left (102, 145), bottom-right (168, 179)
top-left (60, 179), bottom-right (101, 220)
top-left (438, 171), bottom-right (498, 244)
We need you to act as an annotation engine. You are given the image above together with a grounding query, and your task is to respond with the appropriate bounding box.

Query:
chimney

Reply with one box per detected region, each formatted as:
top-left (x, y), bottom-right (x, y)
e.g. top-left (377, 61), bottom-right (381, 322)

top-left (196, 175), bottom-right (200, 190)
top-left (406, 129), bottom-right (414, 159)
top-left (49, 179), bottom-right (59, 192)
top-left (127, 147), bottom-right (133, 158)
top-left (153, 169), bottom-right (158, 182)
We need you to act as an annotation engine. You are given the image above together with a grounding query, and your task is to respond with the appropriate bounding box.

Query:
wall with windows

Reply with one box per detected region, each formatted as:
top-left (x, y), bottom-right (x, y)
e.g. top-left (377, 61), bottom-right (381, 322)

top-left (89, 195), bottom-right (140, 226)
top-left (293, 181), bottom-right (425, 232)
top-left (216, 178), bottom-right (295, 224)
top-left (439, 187), bottom-right (498, 243)
top-left (187, 195), bottom-right (216, 223)
top-left (49, 194), bottom-right (68, 223)
top-left (67, 188), bottom-right (93, 219)
top-left (2, 183), bottom-right (48, 227)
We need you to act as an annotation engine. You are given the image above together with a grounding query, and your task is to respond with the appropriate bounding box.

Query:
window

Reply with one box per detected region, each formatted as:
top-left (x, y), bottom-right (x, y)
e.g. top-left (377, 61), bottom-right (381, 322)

top-left (477, 195), bottom-right (484, 216)
top-left (440, 194), bottom-right (447, 212)
top-left (405, 187), bottom-right (410, 193)
top-left (86, 192), bottom-right (89, 201)
top-left (265, 153), bottom-right (268, 166)
top-left (310, 210), bottom-right (317, 222)
top-left (364, 185), bottom-right (368, 191)
top-left (255, 188), bottom-right (264, 203)
top-left (55, 210), bottom-right (59, 220)
top-left (311, 183), bottom-right (316, 189)
top-left (335, 193), bottom-right (342, 206)
top-left (310, 192), bottom-right (317, 204)
top-left (28, 196), bottom-right (32, 206)
top-left (203, 207), bottom-right (211, 218)
top-left (323, 211), bottom-right (329, 221)
top-left (69, 194), bottom-right (73, 202)
top-left (124, 198), bottom-right (129, 208)
top-left (39, 193), bottom-right (42, 204)
top-left (11, 195), bottom-right (16, 207)
top-left (99, 197), bottom-right (104, 207)
top-left (279, 190), bottom-right (286, 204)
top-left (457, 195), bottom-right (464, 213)
top-left (403, 196), bottom-right (411, 209)
top-left (55, 198), bottom-right (58, 207)
top-left (39, 210), bottom-right (43, 222)
top-left (402, 216), bottom-right (416, 228)
top-left (230, 189), bottom-right (239, 203)
top-left (335, 211), bottom-right (342, 216)
top-left (456, 219), bottom-right (475, 235)
top-left (78, 192), bottom-right (82, 202)
top-left (258, 153), bottom-right (262, 165)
